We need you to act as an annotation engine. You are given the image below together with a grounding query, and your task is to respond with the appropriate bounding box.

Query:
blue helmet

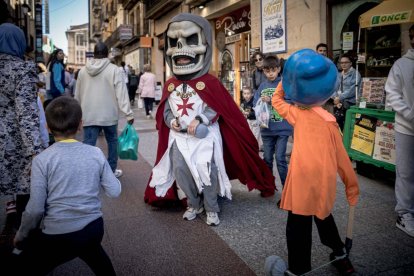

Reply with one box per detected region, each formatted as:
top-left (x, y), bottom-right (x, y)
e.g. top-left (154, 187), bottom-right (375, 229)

top-left (282, 48), bottom-right (339, 106)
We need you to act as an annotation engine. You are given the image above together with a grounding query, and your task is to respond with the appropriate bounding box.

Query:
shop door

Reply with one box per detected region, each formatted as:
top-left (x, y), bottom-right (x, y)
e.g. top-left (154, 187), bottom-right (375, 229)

top-left (220, 50), bottom-right (235, 98)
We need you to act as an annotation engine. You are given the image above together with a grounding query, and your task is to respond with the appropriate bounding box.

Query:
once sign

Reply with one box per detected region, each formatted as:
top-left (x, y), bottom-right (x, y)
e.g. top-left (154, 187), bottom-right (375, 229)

top-left (371, 11), bottom-right (412, 25)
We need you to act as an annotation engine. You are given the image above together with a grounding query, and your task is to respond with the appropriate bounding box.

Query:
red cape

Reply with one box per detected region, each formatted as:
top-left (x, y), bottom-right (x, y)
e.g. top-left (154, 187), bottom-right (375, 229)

top-left (144, 74), bottom-right (275, 207)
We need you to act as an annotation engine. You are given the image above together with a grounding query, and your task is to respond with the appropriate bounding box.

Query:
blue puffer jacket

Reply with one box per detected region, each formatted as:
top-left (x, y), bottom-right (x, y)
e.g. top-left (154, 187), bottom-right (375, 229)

top-left (253, 77), bottom-right (293, 136)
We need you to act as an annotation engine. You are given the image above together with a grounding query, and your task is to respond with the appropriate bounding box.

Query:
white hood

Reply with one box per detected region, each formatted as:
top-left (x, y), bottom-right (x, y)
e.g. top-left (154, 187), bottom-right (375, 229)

top-left (403, 48), bottom-right (414, 60)
top-left (85, 58), bottom-right (111, 76)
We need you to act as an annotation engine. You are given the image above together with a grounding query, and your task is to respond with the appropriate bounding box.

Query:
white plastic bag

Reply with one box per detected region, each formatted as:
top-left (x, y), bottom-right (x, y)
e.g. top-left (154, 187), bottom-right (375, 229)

top-left (254, 99), bottom-right (270, 128)
top-left (138, 95), bottom-right (144, 109)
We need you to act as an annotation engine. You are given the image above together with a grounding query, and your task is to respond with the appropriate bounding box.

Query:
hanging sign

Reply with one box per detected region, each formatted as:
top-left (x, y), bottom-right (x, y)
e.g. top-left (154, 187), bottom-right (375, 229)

top-left (140, 36), bottom-right (153, 48)
top-left (261, 0), bottom-right (287, 54)
top-left (119, 25), bottom-right (133, 41)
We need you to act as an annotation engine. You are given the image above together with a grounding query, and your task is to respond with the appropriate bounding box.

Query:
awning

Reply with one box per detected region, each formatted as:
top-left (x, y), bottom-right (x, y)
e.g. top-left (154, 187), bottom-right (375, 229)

top-left (359, 0), bottom-right (414, 29)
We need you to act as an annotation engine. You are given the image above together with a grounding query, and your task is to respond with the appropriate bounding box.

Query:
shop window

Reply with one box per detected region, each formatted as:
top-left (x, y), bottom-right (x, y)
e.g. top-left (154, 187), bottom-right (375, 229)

top-left (219, 50), bottom-right (234, 97)
top-left (363, 24), bottom-right (401, 77)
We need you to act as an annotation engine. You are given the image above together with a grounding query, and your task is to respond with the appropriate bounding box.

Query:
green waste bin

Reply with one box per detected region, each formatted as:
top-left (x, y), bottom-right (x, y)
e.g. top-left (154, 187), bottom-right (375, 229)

top-left (343, 106), bottom-right (396, 172)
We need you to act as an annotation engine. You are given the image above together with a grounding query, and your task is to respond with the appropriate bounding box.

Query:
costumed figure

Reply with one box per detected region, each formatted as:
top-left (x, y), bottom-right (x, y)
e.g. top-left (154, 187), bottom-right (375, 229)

top-left (265, 49), bottom-right (359, 275)
top-left (144, 14), bottom-right (275, 225)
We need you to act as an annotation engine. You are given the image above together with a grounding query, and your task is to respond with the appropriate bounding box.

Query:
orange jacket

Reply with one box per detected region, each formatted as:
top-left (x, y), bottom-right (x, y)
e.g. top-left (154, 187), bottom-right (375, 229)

top-left (272, 82), bottom-right (359, 219)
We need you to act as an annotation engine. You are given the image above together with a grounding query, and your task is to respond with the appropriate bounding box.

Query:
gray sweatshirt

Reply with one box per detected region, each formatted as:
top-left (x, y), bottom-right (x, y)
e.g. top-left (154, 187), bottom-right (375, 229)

top-left (385, 49), bottom-right (414, 135)
top-left (15, 142), bottom-right (121, 241)
top-left (75, 58), bottom-right (134, 126)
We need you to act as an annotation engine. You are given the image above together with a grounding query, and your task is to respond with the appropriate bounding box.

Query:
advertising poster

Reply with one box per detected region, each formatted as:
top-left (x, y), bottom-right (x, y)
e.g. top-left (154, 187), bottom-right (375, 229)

top-left (342, 32), bottom-right (354, 51)
top-left (373, 123), bottom-right (396, 165)
top-left (351, 114), bottom-right (377, 156)
top-left (361, 78), bottom-right (387, 104)
top-left (261, 0), bottom-right (286, 54)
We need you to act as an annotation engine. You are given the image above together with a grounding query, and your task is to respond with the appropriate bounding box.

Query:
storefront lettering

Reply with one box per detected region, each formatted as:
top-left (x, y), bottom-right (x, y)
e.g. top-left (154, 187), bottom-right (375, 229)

top-left (263, 0), bottom-right (283, 16)
top-left (216, 12), bottom-right (250, 36)
top-left (215, 6), bottom-right (251, 37)
top-left (371, 11), bottom-right (411, 25)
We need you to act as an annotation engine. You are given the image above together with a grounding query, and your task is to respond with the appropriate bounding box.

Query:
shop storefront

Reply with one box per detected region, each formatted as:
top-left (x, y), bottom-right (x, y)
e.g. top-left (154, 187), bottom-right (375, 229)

top-left (342, 0), bottom-right (414, 173)
top-left (213, 5), bottom-right (251, 104)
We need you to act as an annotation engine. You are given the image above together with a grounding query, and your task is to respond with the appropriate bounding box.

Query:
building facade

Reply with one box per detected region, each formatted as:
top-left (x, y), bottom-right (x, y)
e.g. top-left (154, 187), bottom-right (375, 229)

top-left (66, 23), bottom-right (90, 70)
top-left (85, 0), bottom-right (394, 104)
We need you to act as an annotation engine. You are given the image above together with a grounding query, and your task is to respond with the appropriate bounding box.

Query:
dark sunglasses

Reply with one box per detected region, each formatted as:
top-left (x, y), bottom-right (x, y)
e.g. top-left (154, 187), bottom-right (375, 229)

top-left (254, 57), bottom-right (263, 62)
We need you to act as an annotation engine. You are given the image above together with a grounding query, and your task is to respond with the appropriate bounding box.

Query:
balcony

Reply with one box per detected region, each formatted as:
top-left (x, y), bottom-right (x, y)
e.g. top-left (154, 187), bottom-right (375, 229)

top-left (103, 24), bottom-right (134, 48)
top-left (145, 0), bottom-right (183, 19)
top-left (123, 0), bottom-right (140, 10)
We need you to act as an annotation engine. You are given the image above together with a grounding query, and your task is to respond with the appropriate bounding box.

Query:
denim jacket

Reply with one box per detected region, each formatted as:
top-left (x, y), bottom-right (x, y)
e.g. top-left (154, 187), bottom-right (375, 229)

top-left (335, 67), bottom-right (361, 108)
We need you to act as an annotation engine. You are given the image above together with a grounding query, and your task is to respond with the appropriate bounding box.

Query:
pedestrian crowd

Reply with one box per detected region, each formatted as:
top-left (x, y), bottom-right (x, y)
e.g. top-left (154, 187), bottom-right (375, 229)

top-left (0, 15), bottom-right (413, 276)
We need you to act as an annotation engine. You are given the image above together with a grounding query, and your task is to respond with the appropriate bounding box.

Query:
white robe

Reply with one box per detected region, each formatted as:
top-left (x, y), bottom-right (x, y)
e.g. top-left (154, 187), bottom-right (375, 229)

top-left (149, 83), bottom-right (232, 200)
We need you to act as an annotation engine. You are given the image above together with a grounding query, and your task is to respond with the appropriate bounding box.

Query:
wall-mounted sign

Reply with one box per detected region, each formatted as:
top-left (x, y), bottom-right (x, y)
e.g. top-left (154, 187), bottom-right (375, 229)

top-left (225, 33), bottom-right (241, 44)
top-left (44, 0), bottom-right (50, 34)
top-left (35, 4), bottom-right (43, 63)
top-left (371, 11), bottom-right (412, 26)
top-left (215, 6), bottom-right (251, 38)
top-left (140, 36), bottom-right (153, 48)
top-left (119, 25), bottom-right (133, 41)
top-left (261, 0), bottom-right (287, 54)
top-left (342, 32), bottom-right (353, 51)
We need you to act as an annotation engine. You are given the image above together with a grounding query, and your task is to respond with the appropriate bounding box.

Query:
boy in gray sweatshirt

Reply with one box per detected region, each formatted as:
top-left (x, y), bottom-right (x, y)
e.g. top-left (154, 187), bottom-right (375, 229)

top-left (13, 97), bottom-right (121, 275)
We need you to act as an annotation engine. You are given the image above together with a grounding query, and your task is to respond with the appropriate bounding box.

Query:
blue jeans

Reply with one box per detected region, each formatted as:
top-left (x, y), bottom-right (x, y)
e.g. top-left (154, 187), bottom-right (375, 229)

top-left (83, 125), bottom-right (118, 172)
top-left (261, 134), bottom-right (289, 186)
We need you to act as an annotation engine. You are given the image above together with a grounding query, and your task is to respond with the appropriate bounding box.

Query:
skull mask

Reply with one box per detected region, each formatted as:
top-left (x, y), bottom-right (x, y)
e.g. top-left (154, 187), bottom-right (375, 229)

top-left (166, 20), bottom-right (207, 76)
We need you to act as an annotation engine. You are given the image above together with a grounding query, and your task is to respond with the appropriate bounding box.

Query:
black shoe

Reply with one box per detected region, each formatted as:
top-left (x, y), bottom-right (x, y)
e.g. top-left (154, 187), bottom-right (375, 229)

top-left (330, 252), bottom-right (355, 275)
top-left (277, 199), bottom-right (281, 208)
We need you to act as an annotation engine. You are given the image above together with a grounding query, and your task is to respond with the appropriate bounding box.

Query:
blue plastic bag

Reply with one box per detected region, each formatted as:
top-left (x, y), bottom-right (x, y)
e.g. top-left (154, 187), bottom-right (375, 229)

top-left (118, 124), bottom-right (139, 160)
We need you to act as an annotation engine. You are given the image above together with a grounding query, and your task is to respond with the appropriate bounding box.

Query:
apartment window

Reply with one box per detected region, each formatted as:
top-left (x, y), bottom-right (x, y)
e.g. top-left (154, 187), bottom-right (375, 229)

top-left (76, 35), bottom-right (85, 46)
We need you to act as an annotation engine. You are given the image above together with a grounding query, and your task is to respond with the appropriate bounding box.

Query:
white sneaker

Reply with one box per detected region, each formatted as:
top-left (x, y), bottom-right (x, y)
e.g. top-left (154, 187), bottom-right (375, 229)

top-left (264, 255), bottom-right (288, 276)
top-left (183, 207), bottom-right (204, 220)
top-left (396, 213), bottom-right (414, 237)
top-left (114, 169), bottom-right (123, 178)
top-left (206, 212), bottom-right (220, 226)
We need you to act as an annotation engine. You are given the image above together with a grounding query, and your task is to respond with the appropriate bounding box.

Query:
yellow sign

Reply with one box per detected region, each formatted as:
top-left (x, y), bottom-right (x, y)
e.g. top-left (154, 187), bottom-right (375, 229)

top-left (351, 125), bottom-right (376, 156)
top-left (371, 11), bottom-right (412, 26)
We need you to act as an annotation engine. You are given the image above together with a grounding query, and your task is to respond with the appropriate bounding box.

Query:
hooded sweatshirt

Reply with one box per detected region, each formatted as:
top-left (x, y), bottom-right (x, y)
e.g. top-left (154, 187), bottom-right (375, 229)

top-left (385, 49), bottom-right (414, 136)
top-left (75, 58), bottom-right (133, 126)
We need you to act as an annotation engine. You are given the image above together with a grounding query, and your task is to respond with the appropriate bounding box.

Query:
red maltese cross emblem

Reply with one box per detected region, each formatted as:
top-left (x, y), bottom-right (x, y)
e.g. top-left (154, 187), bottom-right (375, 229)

top-left (177, 98), bottom-right (194, 117)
